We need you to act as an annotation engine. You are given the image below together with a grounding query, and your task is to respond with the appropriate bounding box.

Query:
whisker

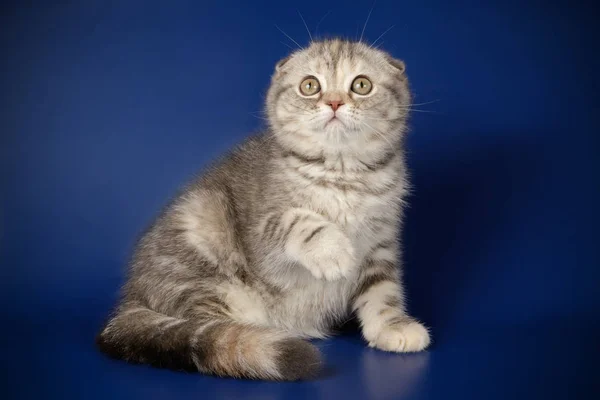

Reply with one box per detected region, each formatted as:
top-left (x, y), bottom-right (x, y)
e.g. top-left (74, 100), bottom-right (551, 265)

top-left (404, 109), bottom-right (440, 114)
top-left (363, 115), bottom-right (398, 121)
top-left (357, 98), bottom-right (387, 110)
top-left (297, 10), bottom-right (313, 42)
top-left (359, 1), bottom-right (376, 43)
top-left (372, 41), bottom-right (384, 49)
top-left (248, 111), bottom-right (267, 116)
top-left (361, 121), bottom-right (396, 153)
top-left (275, 24), bottom-right (303, 50)
top-left (361, 98), bottom-right (441, 114)
top-left (362, 107), bottom-right (440, 116)
top-left (370, 24), bottom-right (395, 49)
top-left (314, 10), bottom-right (332, 38)
top-left (408, 99), bottom-right (441, 107)
top-left (285, 103), bottom-right (314, 114)
top-left (280, 41), bottom-right (295, 50)
top-left (287, 100), bottom-right (314, 111)
top-left (249, 114), bottom-right (270, 121)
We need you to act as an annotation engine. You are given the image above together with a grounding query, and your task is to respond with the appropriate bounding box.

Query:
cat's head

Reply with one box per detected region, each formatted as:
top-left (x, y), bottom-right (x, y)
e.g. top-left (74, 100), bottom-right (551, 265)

top-left (266, 39), bottom-right (411, 157)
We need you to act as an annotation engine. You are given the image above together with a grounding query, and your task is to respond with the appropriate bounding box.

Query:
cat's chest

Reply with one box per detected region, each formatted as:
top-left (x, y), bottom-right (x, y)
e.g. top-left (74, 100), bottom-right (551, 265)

top-left (296, 178), bottom-right (404, 258)
top-left (304, 185), bottom-right (384, 226)
top-left (289, 163), bottom-right (394, 210)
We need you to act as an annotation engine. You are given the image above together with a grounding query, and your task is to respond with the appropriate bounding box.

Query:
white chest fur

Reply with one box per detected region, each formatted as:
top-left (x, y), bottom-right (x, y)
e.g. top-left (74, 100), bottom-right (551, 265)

top-left (247, 155), bottom-right (408, 336)
top-left (285, 157), bottom-right (406, 262)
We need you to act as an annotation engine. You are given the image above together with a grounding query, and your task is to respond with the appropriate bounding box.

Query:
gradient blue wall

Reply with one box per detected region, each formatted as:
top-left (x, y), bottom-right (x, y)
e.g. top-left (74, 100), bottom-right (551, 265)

top-left (1, 1), bottom-right (598, 397)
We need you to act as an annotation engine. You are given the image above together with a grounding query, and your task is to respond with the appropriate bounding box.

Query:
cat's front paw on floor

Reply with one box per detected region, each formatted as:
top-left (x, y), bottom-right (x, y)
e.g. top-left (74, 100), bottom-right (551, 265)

top-left (367, 320), bottom-right (431, 352)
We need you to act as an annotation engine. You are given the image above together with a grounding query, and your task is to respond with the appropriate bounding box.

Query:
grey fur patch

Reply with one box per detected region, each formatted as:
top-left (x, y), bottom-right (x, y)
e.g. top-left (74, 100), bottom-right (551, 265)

top-left (281, 214), bottom-right (302, 242)
top-left (359, 151), bottom-right (397, 172)
top-left (263, 213), bottom-right (281, 240)
top-left (354, 274), bottom-right (393, 298)
top-left (275, 338), bottom-right (322, 381)
top-left (384, 294), bottom-right (400, 309)
top-left (363, 258), bottom-right (397, 276)
top-left (386, 315), bottom-right (411, 327)
top-left (283, 150), bottom-right (326, 164)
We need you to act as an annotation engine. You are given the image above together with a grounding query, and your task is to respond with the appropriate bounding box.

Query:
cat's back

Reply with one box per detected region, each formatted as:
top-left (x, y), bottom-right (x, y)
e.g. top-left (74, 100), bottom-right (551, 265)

top-left (192, 132), bottom-right (274, 195)
top-left (127, 133), bottom-right (274, 289)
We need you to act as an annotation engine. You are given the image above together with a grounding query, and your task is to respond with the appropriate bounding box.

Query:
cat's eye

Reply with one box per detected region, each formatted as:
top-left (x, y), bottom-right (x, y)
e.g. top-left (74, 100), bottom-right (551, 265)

top-left (299, 76), bottom-right (321, 96)
top-left (351, 76), bottom-right (372, 95)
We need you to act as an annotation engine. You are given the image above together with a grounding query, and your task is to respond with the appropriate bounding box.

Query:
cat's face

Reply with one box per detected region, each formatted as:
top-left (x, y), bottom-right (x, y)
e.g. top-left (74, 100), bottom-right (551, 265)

top-left (266, 39), bottom-right (411, 155)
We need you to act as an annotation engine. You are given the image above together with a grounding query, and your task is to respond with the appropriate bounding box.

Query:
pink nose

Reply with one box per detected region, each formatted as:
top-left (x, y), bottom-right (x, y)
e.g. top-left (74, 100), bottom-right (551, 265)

top-left (328, 100), bottom-right (344, 112)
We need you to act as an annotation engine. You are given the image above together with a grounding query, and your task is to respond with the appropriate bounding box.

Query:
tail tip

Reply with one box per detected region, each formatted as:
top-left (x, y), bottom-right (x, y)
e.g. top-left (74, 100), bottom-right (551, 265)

top-left (276, 338), bottom-right (323, 381)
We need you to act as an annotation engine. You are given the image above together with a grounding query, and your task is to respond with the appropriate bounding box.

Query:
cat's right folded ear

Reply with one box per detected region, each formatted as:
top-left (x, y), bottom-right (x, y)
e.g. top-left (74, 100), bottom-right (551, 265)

top-left (275, 55), bottom-right (292, 76)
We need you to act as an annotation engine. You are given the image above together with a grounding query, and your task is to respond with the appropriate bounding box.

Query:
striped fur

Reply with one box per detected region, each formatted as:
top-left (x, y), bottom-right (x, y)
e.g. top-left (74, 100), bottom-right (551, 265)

top-left (97, 303), bottom-right (319, 380)
top-left (97, 39), bottom-right (430, 381)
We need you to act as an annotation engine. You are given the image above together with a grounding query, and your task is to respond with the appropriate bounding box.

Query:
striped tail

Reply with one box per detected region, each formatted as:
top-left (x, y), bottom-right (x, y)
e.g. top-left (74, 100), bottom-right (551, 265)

top-left (96, 304), bottom-right (322, 381)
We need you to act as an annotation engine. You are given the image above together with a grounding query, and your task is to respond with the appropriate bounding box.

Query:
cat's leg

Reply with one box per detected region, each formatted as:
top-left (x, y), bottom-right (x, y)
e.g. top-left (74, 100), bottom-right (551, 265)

top-left (352, 241), bottom-right (430, 352)
top-left (260, 208), bottom-right (356, 281)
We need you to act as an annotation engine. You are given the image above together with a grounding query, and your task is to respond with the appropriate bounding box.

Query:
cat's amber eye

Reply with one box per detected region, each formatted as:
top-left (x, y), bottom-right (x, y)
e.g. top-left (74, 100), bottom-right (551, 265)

top-left (299, 76), bottom-right (321, 96)
top-left (351, 76), bottom-right (372, 95)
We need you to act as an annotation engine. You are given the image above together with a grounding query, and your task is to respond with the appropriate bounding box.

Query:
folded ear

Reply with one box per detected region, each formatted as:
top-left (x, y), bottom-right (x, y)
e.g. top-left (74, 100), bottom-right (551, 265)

top-left (386, 56), bottom-right (406, 75)
top-left (275, 55), bottom-right (292, 74)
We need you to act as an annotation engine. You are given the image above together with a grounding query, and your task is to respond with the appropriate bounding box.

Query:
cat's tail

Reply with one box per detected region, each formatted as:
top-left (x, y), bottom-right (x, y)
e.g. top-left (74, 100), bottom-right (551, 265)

top-left (96, 304), bottom-right (322, 381)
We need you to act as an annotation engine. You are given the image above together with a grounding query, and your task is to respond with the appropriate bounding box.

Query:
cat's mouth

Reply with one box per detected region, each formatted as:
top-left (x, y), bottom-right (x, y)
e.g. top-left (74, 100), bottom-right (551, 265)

top-left (325, 115), bottom-right (346, 127)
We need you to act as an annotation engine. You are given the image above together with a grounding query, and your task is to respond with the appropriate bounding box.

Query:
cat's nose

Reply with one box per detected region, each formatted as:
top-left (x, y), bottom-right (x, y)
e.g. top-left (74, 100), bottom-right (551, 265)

top-left (327, 100), bottom-right (344, 112)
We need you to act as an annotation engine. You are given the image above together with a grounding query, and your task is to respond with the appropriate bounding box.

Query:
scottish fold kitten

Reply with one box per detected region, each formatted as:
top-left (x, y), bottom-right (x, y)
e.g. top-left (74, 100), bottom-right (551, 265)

top-left (97, 39), bottom-right (430, 381)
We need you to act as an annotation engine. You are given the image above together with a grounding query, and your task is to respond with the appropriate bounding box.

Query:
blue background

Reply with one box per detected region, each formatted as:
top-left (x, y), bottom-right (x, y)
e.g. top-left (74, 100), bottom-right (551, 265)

top-left (2, 0), bottom-right (599, 399)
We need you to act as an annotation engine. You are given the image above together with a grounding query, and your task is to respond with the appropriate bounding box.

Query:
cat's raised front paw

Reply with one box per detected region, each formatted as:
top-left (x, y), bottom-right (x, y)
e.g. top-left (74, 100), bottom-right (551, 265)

top-left (367, 320), bottom-right (430, 352)
top-left (299, 225), bottom-right (356, 281)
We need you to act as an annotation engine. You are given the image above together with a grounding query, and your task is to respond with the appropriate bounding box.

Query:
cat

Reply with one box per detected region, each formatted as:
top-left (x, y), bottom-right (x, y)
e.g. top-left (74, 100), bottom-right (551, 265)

top-left (96, 38), bottom-right (431, 381)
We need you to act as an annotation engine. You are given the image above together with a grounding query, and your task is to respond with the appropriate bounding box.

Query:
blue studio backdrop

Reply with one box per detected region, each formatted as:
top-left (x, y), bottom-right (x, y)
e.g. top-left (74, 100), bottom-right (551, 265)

top-left (2, 1), bottom-right (598, 399)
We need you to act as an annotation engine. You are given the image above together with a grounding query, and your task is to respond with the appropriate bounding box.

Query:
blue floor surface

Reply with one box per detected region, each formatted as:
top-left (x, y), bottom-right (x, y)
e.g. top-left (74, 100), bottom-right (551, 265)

top-left (5, 313), bottom-right (598, 399)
